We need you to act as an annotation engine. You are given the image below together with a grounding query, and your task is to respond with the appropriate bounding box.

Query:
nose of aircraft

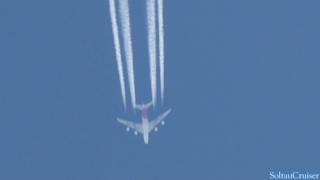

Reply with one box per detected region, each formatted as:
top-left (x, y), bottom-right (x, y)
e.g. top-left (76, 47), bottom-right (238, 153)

top-left (143, 134), bottom-right (149, 144)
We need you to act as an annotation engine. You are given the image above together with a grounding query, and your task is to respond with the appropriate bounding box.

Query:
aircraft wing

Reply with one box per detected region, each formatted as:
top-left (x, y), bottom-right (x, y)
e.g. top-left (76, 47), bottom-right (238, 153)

top-left (148, 109), bottom-right (172, 132)
top-left (117, 118), bottom-right (143, 133)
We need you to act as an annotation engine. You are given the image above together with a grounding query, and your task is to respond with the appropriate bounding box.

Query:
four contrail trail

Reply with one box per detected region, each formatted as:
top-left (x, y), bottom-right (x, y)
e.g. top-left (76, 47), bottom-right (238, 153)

top-left (119, 0), bottom-right (136, 109)
top-left (146, 0), bottom-right (157, 107)
top-left (109, 0), bottom-right (166, 110)
top-left (109, 0), bottom-right (127, 110)
top-left (157, 0), bottom-right (165, 104)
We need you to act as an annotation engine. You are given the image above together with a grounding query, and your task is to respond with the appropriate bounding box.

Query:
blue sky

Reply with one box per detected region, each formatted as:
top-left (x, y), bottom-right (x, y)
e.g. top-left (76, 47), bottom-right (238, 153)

top-left (1, 0), bottom-right (320, 179)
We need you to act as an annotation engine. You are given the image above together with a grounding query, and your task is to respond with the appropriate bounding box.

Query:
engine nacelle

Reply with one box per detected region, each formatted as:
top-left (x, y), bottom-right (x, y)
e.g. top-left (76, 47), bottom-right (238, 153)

top-left (126, 127), bottom-right (130, 132)
top-left (154, 127), bottom-right (158, 132)
top-left (161, 121), bottom-right (165, 125)
top-left (134, 131), bottom-right (138, 135)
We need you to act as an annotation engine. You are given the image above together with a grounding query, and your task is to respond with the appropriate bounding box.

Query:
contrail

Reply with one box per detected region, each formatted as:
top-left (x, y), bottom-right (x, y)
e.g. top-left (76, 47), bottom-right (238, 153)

top-left (157, 0), bottom-right (165, 104)
top-left (108, 0), bottom-right (127, 110)
top-left (119, 0), bottom-right (136, 109)
top-left (146, 0), bottom-right (157, 107)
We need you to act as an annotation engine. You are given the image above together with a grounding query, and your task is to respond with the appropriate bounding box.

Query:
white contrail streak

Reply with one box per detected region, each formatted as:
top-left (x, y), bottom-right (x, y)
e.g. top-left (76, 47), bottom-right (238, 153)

top-left (109, 0), bottom-right (127, 110)
top-left (119, 0), bottom-right (136, 109)
top-left (146, 0), bottom-right (157, 107)
top-left (157, 0), bottom-right (165, 104)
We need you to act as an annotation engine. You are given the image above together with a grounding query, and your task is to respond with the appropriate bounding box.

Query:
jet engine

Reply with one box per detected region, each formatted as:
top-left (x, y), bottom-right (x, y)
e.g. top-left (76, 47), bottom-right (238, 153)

top-left (161, 121), bottom-right (165, 125)
top-left (134, 131), bottom-right (138, 135)
top-left (126, 127), bottom-right (130, 132)
top-left (154, 127), bottom-right (158, 132)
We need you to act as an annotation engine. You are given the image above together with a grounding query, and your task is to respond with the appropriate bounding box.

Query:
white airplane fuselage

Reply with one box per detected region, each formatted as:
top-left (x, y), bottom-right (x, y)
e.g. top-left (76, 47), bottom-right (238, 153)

top-left (117, 103), bottom-right (171, 145)
top-left (141, 108), bottom-right (149, 144)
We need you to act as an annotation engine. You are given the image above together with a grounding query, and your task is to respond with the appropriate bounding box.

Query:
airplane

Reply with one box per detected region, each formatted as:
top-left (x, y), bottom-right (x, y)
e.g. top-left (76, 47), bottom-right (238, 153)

top-left (117, 101), bottom-right (172, 144)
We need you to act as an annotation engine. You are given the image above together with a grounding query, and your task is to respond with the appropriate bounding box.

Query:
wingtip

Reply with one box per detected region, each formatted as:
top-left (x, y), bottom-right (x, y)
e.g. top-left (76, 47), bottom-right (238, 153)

top-left (164, 108), bottom-right (172, 116)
